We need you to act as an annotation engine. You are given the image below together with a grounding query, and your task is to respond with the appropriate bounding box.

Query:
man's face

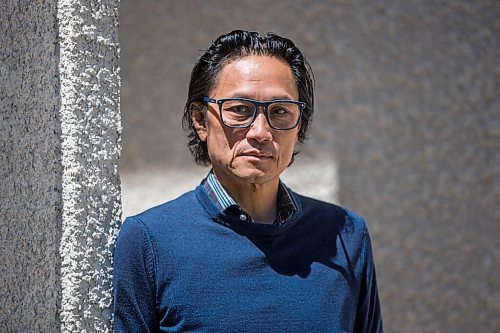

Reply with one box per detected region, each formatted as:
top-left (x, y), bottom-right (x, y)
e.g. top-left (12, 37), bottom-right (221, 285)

top-left (194, 55), bottom-right (300, 187)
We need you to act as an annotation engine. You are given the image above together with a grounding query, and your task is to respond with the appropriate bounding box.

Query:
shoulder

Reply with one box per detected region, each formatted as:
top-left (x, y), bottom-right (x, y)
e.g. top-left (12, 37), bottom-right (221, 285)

top-left (291, 192), bottom-right (375, 276)
top-left (294, 192), bottom-right (367, 226)
top-left (119, 188), bottom-right (204, 238)
top-left (293, 192), bottom-right (369, 239)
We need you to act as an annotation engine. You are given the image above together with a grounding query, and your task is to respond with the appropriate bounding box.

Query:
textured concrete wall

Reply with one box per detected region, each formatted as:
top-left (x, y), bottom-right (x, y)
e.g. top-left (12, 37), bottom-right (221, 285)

top-left (1, 0), bottom-right (121, 332)
top-left (327, 3), bottom-right (499, 332)
top-left (120, 1), bottom-right (499, 332)
top-left (57, 0), bottom-right (121, 331)
top-left (0, 1), bottom-right (61, 331)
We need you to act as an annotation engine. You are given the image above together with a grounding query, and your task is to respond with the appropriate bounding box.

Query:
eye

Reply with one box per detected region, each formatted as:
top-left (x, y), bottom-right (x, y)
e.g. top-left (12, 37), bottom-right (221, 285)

top-left (269, 106), bottom-right (290, 116)
top-left (221, 101), bottom-right (255, 125)
top-left (231, 104), bottom-right (253, 115)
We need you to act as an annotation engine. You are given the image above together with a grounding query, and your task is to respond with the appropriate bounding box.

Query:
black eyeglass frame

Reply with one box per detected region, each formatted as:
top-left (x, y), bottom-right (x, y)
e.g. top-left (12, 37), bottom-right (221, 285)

top-left (202, 97), bottom-right (305, 130)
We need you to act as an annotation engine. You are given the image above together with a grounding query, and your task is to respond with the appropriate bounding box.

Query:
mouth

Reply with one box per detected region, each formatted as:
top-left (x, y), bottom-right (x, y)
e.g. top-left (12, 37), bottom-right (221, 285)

top-left (239, 150), bottom-right (273, 159)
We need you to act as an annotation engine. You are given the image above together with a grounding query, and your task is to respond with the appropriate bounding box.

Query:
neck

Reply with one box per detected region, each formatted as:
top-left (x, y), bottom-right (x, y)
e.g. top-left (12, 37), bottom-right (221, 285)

top-left (213, 170), bottom-right (279, 224)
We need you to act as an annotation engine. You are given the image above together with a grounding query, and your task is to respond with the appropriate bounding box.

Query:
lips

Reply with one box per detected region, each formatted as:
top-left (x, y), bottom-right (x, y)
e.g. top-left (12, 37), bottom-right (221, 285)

top-left (239, 150), bottom-right (273, 159)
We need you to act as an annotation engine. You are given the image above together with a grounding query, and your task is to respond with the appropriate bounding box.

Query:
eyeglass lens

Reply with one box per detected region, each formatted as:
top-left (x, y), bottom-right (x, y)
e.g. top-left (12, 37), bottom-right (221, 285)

top-left (221, 100), bottom-right (300, 129)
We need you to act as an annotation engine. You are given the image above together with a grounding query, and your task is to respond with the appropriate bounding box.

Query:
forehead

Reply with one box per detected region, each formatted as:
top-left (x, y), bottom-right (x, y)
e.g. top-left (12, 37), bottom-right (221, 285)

top-left (211, 55), bottom-right (298, 100)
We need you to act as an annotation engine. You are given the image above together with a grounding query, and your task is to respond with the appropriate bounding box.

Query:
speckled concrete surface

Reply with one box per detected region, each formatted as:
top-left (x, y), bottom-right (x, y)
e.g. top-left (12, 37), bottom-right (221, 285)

top-left (324, 2), bottom-right (500, 331)
top-left (0, 1), bottom-right (62, 331)
top-left (1, 0), bottom-right (121, 332)
top-left (119, 1), bottom-right (500, 332)
top-left (58, 0), bottom-right (121, 331)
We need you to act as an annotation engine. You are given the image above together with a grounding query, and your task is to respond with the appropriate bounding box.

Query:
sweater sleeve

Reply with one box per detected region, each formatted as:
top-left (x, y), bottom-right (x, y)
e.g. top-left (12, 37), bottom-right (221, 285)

top-left (354, 224), bottom-right (384, 333)
top-left (113, 217), bottom-right (157, 333)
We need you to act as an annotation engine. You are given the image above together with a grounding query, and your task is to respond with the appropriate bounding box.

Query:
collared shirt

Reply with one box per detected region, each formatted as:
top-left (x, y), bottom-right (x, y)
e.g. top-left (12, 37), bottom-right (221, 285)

top-left (202, 171), bottom-right (298, 225)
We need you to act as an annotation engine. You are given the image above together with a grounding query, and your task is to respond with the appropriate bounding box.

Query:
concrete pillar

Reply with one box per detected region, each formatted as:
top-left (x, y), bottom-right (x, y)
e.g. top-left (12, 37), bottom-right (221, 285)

top-left (0, 0), bottom-right (120, 332)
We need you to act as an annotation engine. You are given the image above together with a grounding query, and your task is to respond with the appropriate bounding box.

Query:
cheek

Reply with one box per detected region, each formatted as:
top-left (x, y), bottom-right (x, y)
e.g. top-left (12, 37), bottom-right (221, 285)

top-left (206, 123), bottom-right (244, 157)
top-left (278, 134), bottom-right (298, 160)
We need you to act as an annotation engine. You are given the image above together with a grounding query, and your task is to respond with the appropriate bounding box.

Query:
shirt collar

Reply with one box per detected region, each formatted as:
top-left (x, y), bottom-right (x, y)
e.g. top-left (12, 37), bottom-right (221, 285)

top-left (202, 171), bottom-right (298, 225)
top-left (204, 171), bottom-right (236, 211)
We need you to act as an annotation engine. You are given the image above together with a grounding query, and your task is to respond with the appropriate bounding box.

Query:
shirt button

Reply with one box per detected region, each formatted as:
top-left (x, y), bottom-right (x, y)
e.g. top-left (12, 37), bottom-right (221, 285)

top-left (239, 214), bottom-right (247, 221)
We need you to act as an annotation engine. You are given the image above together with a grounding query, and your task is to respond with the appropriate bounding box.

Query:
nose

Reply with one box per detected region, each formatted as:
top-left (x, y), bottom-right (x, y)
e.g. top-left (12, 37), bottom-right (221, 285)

top-left (246, 109), bottom-right (272, 142)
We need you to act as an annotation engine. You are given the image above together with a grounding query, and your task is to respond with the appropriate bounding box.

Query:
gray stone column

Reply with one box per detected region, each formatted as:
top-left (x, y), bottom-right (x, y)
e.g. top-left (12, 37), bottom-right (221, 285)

top-left (0, 0), bottom-right (121, 332)
top-left (1, 1), bottom-right (62, 331)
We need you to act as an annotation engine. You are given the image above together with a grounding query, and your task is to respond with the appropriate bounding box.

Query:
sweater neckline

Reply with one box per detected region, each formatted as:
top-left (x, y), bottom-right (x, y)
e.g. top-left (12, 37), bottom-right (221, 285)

top-left (195, 184), bottom-right (303, 236)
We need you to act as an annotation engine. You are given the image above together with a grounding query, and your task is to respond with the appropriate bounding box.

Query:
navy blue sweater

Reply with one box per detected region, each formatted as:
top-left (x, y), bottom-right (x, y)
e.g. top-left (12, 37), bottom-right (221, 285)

top-left (113, 185), bottom-right (383, 332)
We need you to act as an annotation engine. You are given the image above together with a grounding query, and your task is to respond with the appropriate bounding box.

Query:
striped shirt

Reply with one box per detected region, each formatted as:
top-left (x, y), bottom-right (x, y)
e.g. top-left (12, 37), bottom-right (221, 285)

top-left (202, 171), bottom-right (298, 225)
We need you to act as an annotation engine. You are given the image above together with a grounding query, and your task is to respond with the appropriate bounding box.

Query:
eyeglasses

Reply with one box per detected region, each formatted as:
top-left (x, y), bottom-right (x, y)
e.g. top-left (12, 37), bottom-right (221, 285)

top-left (202, 97), bottom-right (304, 130)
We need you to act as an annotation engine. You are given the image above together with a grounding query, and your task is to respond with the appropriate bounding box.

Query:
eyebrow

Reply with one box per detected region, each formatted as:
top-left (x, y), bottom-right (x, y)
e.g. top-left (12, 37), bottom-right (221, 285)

top-left (227, 93), bottom-right (296, 101)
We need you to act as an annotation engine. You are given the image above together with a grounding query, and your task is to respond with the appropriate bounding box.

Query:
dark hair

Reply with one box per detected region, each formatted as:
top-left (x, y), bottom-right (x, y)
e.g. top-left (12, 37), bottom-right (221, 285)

top-left (182, 30), bottom-right (315, 166)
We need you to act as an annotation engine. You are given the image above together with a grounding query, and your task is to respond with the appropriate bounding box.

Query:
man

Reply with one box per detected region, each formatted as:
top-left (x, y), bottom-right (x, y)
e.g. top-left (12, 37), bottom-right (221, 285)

top-left (113, 30), bottom-right (383, 332)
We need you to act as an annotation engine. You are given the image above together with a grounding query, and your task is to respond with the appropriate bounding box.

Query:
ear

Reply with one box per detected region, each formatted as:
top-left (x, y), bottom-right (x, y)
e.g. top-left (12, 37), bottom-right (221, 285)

top-left (190, 102), bottom-right (208, 141)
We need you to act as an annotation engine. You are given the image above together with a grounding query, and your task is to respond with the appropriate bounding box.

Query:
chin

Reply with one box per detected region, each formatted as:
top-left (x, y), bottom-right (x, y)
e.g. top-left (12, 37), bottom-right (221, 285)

top-left (230, 166), bottom-right (278, 185)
